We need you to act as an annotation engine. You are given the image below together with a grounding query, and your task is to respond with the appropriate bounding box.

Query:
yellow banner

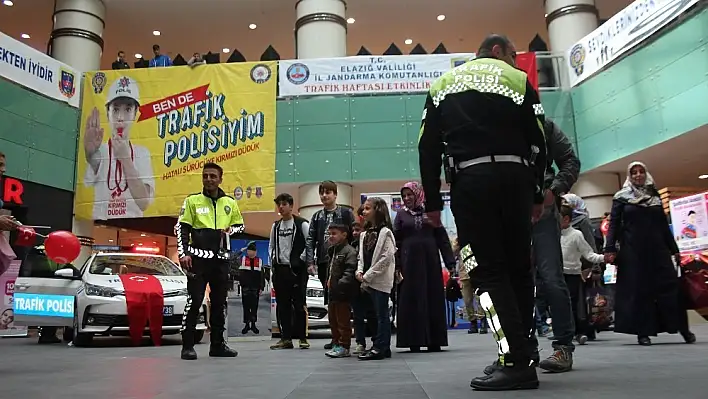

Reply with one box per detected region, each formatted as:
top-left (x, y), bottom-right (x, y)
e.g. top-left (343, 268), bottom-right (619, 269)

top-left (75, 63), bottom-right (276, 220)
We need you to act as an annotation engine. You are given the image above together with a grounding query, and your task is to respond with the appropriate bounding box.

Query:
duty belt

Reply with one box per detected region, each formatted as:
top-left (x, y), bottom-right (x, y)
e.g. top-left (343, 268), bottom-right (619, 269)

top-left (457, 155), bottom-right (529, 171)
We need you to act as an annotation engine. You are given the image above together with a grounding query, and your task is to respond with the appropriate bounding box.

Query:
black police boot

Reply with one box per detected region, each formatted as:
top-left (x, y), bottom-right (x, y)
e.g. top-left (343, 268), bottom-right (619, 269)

top-left (251, 322), bottom-right (260, 334)
top-left (241, 323), bottom-right (250, 335)
top-left (209, 342), bottom-right (238, 357)
top-left (181, 331), bottom-right (197, 360)
top-left (471, 362), bottom-right (539, 391)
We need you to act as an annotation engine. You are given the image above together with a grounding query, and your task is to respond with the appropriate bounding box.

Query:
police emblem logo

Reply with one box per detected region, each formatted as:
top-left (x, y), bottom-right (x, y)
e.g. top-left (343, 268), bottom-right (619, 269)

top-left (224, 205), bottom-right (232, 215)
top-left (92, 72), bottom-right (107, 94)
top-left (234, 187), bottom-right (244, 200)
top-left (250, 64), bottom-right (272, 84)
top-left (118, 77), bottom-right (131, 88)
top-left (246, 186), bottom-right (253, 199)
top-left (255, 186), bottom-right (263, 199)
top-left (569, 44), bottom-right (586, 77)
top-left (286, 63), bottom-right (310, 85)
top-left (59, 68), bottom-right (76, 98)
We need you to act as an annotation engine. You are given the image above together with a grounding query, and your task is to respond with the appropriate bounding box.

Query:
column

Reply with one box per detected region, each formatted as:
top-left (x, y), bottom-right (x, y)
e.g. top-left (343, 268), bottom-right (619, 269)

top-left (544, 0), bottom-right (599, 87)
top-left (49, 0), bottom-right (106, 72)
top-left (295, 0), bottom-right (347, 59)
top-left (297, 183), bottom-right (352, 222)
top-left (571, 172), bottom-right (621, 219)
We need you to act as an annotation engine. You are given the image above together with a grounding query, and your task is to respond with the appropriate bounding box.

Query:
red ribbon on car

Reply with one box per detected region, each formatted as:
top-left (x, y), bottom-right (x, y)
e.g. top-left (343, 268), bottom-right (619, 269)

top-left (119, 274), bottom-right (164, 346)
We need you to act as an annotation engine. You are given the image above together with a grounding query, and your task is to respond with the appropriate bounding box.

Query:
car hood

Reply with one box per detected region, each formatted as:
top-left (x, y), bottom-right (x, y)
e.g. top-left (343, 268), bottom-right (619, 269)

top-left (85, 274), bottom-right (187, 293)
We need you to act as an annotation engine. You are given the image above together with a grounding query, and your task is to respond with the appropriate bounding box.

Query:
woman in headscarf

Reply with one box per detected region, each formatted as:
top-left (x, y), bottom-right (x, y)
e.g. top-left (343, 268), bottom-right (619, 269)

top-left (604, 161), bottom-right (695, 346)
top-left (394, 182), bottom-right (455, 352)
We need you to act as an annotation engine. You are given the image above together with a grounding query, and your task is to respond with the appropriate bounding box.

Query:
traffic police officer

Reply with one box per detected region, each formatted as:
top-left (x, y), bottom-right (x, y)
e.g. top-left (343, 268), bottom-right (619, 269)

top-left (177, 162), bottom-right (245, 360)
top-left (418, 34), bottom-right (547, 391)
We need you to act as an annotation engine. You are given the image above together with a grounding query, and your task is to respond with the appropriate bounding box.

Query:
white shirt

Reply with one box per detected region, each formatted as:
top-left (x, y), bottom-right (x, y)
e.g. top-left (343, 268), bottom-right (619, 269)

top-left (560, 226), bottom-right (605, 275)
top-left (268, 218), bottom-right (309, 265)
top-left (84, 142), bottom-right (155, 220)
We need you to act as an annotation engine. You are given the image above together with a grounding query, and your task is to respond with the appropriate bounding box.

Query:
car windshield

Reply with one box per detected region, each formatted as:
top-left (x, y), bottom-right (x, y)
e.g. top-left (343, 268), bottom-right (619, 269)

top-left (89, 255), bottom-right (183, 276)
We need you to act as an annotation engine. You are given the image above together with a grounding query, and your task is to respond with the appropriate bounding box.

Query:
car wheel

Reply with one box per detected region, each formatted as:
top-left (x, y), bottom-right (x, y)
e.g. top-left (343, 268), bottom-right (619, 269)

top-left (194, 330), bottom-right (205, 344)
top-left (72, 306), bottom-right (93, 347)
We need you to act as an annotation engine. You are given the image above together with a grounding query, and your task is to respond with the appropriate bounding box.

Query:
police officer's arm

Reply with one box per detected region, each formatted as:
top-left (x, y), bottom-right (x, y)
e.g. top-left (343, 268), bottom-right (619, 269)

top-left (227, 201), bottom-right (245, 235)
top-left (417, 93), bottom-right (445, 212)
top-left (177, 198), bottom-right (194, 259)
top-left (546, 119), bottom-right (580, 195)
top-left (521, 80), bottom-right (548, 204)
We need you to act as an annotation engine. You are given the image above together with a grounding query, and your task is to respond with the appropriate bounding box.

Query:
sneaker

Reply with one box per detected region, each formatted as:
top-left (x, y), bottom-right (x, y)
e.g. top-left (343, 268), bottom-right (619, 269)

top-left (324, 341), bottom-right (334, 350)
top-left (575, 334), bottom-right (588, 345)
top-left (539, 347), bottom-right (573, 373)
top-left (324, 344), bottom-right (340, 357)
top-left (270, 339), bottom-right (294, 350)
top-left (326, 345), bottom-right (351, 358)
top-left (352, 344), bottom-right (367, 355)
top-left (209, 343), bottom-right (238, 357)
top-left (299, 339), bottom-right (311, 349)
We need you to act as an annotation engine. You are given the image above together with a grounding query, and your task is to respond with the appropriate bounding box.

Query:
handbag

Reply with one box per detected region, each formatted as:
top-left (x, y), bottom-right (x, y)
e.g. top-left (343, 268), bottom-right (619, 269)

top-left (681, 269), bottom-right (708, 309)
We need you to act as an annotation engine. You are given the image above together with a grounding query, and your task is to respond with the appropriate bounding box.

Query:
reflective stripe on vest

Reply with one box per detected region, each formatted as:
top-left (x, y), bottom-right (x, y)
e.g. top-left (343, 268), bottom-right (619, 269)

top-left (239, 256), bottom-right (262, 271)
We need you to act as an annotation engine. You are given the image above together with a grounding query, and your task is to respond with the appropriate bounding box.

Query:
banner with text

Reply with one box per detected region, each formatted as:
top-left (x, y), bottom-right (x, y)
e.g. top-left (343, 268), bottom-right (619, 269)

top-left (669, 191), bottom-right (708, 258)
top-left (0, 31), bottom-right (81, 108)
top-left (74, 62), bottom-right (277, 220)
top-left (567, 0), bottom-right (700, 87)
top-left (279, 53), bottom-right (476, 97)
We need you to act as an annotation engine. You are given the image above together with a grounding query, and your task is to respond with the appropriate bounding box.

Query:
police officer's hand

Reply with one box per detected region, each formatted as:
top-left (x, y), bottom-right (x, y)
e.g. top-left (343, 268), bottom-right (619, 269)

top-left (531, 204), bottom-right (544, 223)
top-left (179, 255), bottom-right (193, 270)
top-left (84, 107), bottom-right (104, 160)
top-left (424, 211), bottom-right (442, 227)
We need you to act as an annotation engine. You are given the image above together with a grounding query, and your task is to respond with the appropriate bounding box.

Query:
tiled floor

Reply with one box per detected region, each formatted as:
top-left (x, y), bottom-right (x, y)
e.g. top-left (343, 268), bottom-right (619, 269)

top-left (2, 324), bottom-right (706, 399)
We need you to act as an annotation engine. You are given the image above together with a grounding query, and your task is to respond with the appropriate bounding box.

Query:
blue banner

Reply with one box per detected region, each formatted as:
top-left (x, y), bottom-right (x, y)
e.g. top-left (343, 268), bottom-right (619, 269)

top-left (13, 293), bottom-right (75, 318)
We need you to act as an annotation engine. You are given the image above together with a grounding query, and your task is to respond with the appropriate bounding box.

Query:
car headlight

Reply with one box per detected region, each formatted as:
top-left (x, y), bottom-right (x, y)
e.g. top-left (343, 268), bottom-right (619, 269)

top-left (306, 288), bottom-right (324, 298)
top-left (84, 283), bottom-right (123, 298)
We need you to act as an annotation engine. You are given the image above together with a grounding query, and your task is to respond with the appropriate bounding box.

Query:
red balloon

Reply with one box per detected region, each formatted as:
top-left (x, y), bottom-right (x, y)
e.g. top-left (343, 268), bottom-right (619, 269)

top-left (44, 231), bottom-right (81, 264)
top-left (442, 267), bottom-right (450, 286)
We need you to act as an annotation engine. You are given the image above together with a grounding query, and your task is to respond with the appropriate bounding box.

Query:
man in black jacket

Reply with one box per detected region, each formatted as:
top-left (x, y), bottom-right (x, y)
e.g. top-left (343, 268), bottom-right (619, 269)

top-left (532, 119), bottom-right (581, 372)
top-left (269, 193), bottom-right (311, 350)
top-left (111, 51), bottom-right (130, 70)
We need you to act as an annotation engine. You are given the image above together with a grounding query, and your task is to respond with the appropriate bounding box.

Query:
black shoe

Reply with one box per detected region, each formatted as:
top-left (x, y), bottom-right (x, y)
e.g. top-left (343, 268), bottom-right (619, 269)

top-left (181, 347), bottom-right (198, 360)
top-left (427, 346), bottom-right (442, 352)
top-left (410, 346), bottom-right (421, 353)
top-left (209, 343), bottom-right (238, 357)
top-left (241, 324), bottom-right (250, 335)
top-left (468, 324), bottom-right (478, 334)
top-left (479, 326), bottom-right (488, 334)
top-left (471, 365), bottom-right (539, 391)
top-left (359, 348), bottom-right (387, 361)
top-left (681, 330), bottom-right (697, 344)
top-left (38, 335), bottom-right (61, 344)
top-left (324, 341), bottom-right (334, 350)
top-left (251, 323), bottom-right (260, 334)
top-left (638, 336), bottom-right (652, 346)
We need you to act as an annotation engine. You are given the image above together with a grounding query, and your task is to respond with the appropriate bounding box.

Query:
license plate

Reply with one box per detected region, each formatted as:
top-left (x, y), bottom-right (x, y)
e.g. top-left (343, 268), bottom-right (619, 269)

top-left (163, 305), bottom-right (173, 316)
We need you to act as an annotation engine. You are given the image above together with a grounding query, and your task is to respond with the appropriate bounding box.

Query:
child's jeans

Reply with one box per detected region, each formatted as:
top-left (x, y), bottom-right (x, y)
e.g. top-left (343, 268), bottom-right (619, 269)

top-left (368, 288), bottom-right (391, 351)
top-left (352, 291), bottom-right (376, 346)
top-left (328, 301), bottom-right (352, 349)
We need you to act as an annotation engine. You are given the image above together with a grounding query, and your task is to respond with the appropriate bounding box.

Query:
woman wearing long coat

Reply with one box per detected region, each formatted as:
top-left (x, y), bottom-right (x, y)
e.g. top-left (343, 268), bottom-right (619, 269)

top-left (604, 161), bottom-right (695, 346)
top-left (394, 182), bottom-right (455, 351)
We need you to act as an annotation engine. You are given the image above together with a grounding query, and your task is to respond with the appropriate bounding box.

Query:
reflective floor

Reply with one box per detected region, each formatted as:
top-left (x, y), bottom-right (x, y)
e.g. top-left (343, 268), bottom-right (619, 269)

top-left (2, 323), bottom-right (706, 399)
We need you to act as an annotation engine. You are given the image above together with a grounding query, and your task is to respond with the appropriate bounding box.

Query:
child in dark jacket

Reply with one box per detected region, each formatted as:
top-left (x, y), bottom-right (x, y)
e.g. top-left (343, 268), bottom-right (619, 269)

top-left (325, 223), bottom-right (359, 358)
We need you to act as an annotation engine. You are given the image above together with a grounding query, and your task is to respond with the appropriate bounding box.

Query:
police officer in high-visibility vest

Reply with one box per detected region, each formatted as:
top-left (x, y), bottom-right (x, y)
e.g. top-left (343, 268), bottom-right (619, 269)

top-left (177, 162), bottom-right (245, 360)
top-left (418, 34), bottom-right (547, 391)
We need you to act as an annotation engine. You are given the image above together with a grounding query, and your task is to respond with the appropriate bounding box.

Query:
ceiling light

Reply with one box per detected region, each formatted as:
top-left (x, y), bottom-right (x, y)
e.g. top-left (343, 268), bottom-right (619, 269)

top-left (249, 24), bottom-right (257, 30)
top-left (20, 33), bottom-right (30, 39)
top-left (3, 1), bottom-right (14, 6)
top-left (108, 239), bottom-right (114, 242)
top-left (152, 30), bottom-right (161, 36)
top-left (222, 48), bottom-right (230, 53)
top-left (437, 15), bottom-right (445, 21)
top-left (404, 39), bottom-right (413, 45)
top-left (138, 243), bottom-right (143, 246)
top-left (347, 18), bottom-right (355, 24)
top-left (699, 174), bottom-right (708, 179)
top-left (140, 233), bottom-right (147, 237)
top-left (135, 53), bottom-right (143, 59)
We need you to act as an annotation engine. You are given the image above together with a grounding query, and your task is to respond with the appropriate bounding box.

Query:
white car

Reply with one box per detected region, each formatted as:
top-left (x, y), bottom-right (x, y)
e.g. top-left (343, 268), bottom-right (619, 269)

top-left (13, 251), bottom-right (207, 346)
top-left (270, 276), bottom-right (393, 336)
